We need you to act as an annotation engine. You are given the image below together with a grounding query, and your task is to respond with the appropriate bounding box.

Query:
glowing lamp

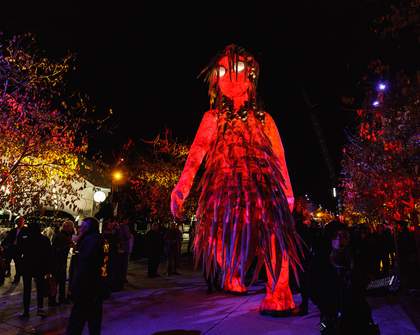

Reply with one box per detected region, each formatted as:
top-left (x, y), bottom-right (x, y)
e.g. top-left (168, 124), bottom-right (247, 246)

top-left (112, 170), bottom-right (123, 182)
top-left (377, 82), bottom-right (387, 91)
top-left (372, 100), bottom-right (380, 107)
top-left (94, 190), bottom-right (106, 203)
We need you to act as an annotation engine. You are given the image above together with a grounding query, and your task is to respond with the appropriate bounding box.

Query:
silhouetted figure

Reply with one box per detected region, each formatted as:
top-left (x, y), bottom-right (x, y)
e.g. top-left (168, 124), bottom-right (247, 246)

top-left (397, 221), bottom-right (417, 289)
top-left (0, 244), bottom-right (5, 286)
top-left (50, 220), bottom-right (74, 305)
top-left (145, 223), bottom-right (163, 278)
top-left (18, 220), bottom-right (52, 318)
top-left (118, 218), bottom-right (133, 284)
top-left (67, 217), bottom-right (107, 335)
top-left (165, 223), bottom-right (182, 275)
top-left (293, 203), bottom-right (313, 316)
top-left (313, 222), bottom-right (379, 335)
top-left (374, 225), bottom-right (393, 275)
top-left (2, 217), bottom-right (27, 284)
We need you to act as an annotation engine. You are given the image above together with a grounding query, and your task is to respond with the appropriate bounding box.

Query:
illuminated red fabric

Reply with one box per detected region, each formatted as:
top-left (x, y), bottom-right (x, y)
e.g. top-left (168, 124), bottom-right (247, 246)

top-left (171, 45), bottom-right (301, 312)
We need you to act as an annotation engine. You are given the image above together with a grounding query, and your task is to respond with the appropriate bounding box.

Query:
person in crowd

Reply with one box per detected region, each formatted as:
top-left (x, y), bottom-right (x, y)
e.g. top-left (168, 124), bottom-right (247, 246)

top-left (0, 243), bottom-right (6, 286)
top-left (18, 220), bottom-right (52, 318)
top-left (102, 219), bottom-right (122, 292)
top-left (164, 223), bottom-right (182, 276)
top-left (67, 217), bottom-right (108, 335)
top-left (130, 225), bottom-right (142, 260)
top-left (396, 220), bottom-right (417, 288)
top-left (118, 218), bottom-right (133, 284)
top-left (49, 220), bottom-right (75, 306)
top-left (292, 196), bottom-right (313, 316)
top-left (68, 223), bottom-right (80, 298)
top-left (352, 224), bottom-right (378, 281)
top-left (159, 222), bottom-right (168, 262)
top-left (144, 223), bottom-right (162, 278)
top-left (374, 224), bottom-right (394, 275)
top-left (2, 216), bottom-right (27, 284)
top-left (313, 221), bottom-right (379, 335)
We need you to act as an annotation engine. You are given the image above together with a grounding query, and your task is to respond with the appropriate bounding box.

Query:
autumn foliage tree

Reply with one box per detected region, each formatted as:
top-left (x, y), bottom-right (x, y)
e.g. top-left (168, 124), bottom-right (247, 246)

top-left (341, 65), bottom-right (419, 223)
top-left (115, 131), bottom-right (195, 225)
top-left (0, 33), bottom-right (90, 215)
top-left (340, 0), bottom-right (419, 224)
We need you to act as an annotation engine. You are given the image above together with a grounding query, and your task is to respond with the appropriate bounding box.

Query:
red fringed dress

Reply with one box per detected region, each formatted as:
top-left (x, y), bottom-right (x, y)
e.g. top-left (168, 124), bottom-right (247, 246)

top-left (175, 107), bottom-right (301, 309)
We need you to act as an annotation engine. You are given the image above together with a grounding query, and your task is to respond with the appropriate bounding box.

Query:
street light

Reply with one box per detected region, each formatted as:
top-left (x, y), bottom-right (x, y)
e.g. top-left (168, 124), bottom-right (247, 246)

top-left (94, 190), bottom-right (106, 203)
top-left (91, 189), bottom-right (107, 216)
top-left (111, 169), bottom-right (126, 218)
top-left (112, 170), bottom-right (124, 183)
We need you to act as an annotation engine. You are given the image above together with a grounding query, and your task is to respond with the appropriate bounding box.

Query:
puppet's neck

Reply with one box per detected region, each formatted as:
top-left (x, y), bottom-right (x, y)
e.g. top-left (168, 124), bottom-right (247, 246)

top-left (221, 91), bottom-right (249, 110)
top-left (232, 95), bottom-right (249, 110)
top-left (220, 94), bottom-right (251, 111)
top-left (218, 94), bottom-right (264, 123)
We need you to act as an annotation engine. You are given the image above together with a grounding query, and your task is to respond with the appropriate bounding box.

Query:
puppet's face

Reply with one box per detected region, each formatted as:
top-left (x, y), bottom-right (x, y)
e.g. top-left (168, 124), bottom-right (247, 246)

top-left (216, 55), bottom-right (252, 98)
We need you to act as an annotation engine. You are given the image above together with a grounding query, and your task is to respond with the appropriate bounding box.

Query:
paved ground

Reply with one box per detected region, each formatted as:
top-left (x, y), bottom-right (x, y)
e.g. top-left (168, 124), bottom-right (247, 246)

top-left (0, 257), bottom-right (419, 335)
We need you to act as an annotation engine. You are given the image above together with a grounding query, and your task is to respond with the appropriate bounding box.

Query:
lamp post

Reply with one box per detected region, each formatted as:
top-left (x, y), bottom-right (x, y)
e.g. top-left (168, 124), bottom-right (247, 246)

top-left (92, 189), bottom-right (107, 216)
top-left (111, 169), bottom-right (125, 218)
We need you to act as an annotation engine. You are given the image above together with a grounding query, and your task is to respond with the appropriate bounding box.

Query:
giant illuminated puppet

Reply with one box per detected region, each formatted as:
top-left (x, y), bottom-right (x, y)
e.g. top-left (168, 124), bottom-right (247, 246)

top-left (171, 44), bottom-right (302, 315)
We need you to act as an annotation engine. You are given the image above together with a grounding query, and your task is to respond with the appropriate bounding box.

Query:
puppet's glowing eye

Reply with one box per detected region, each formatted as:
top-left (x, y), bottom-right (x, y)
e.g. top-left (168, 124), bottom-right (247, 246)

top-left (218, 66), bottom-right (226, 77)
top-left (236, 61), bottom-right (245, 72)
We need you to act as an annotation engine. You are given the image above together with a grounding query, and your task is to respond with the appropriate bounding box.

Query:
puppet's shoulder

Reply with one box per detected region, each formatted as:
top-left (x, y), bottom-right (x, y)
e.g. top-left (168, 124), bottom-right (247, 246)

top-left (198, 109), bottom-right (218, 127)
top-left (205, 109), bottom-right (218, 117)
top-left (252, 110), bottom-right (274, 129)
top-left (262, 111), bottom-right (274, 122)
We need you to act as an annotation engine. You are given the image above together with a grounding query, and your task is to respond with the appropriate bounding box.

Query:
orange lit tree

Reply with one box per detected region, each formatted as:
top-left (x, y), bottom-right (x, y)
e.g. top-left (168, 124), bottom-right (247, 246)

top-left (116, 131), bottom-right (194, 224)
top-left (0, 33), bottom-right (90, 214)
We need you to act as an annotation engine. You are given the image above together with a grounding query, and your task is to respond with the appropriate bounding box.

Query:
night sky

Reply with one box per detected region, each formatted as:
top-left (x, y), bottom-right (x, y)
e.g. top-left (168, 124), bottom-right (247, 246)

top-left (2, 2), bottom-right (408, 210)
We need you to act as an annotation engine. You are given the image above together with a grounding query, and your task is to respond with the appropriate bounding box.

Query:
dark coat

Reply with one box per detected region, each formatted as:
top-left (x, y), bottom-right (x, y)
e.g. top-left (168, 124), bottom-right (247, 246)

top-left (70, 232), bottom-right (105, 301)
top-left (310, 232), bottom-right (374, 334)
top-left (164, 228), bottom-right (182, 253)
top-left (144, 230), bottom-right (163, 258)
top-left (19, 230), bottom-right (52, 276)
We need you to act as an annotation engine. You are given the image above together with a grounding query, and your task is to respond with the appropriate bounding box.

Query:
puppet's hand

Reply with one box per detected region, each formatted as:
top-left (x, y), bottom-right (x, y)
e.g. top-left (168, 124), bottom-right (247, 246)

top-left (170, 187), bottom-right (185, 219)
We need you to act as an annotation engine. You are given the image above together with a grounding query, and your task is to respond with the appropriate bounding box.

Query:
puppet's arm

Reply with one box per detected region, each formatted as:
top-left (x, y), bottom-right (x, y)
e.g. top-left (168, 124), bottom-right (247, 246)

top-left (171, 111), bottom-right (217, 218)
top-left (265, 114), bottom-right (294, 212)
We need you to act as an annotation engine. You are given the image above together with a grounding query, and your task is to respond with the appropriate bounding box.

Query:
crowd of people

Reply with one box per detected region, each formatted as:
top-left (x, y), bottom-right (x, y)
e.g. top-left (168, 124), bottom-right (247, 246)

top-left (291, 200), bottom-right (418, 335)
top-left (0, 212), bottom-right (418, 335)
top-left (144, 222), bottom-right (184, 278)
top-left (0, 215), bottom-right (187, 334)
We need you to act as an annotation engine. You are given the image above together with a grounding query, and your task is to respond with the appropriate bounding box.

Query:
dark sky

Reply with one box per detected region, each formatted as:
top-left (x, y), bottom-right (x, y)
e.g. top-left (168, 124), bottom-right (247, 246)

top-left (2, 2), bottom-right (405, 210)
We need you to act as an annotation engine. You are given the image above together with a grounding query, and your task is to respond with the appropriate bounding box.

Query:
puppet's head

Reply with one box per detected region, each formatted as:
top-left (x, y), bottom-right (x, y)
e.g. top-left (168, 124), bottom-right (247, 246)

top-left (200, 44), bottom-right (260, 109)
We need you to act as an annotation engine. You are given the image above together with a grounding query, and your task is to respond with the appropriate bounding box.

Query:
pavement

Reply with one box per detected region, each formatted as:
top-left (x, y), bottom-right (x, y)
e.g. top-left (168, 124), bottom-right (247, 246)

top-left (0, 256), bottom-right (419, 335)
